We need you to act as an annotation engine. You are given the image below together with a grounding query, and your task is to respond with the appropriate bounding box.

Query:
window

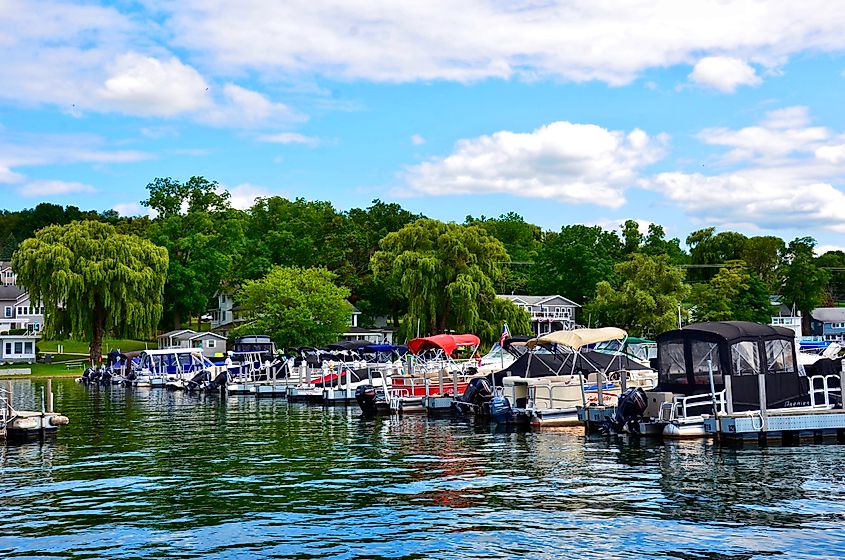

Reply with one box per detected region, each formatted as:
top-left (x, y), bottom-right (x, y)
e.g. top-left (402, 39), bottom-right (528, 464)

top-left (4, 307), bottom-right (11, 318)
top-left (24, 342), bottom-right (32, 354)
top-left (730, 341), bottom-right (759, 376)
top-left (765, 339), bottom-right (795, 373)
top-left (659, 341), bottom-right (687, 384)
top-left (690, 341), bottom-right (722, 385)
top-left (32, 322), bottom-right (40, 332)
top-left (14, 342), bottom-right (22, 354)
top-left (206, 339), bottom-right (216, 348)
top-left (4, 343), bottom-right (10, 355)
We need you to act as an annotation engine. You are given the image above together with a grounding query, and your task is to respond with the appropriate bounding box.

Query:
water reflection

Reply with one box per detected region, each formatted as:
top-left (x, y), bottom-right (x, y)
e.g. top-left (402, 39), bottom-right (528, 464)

top-left (0, 379), bottom-right (844, 559)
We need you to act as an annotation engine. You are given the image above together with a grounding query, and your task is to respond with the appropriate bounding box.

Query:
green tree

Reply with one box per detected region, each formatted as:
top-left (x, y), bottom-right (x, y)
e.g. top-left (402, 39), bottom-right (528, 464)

top-left (371, 219), bottom-right (530, 344)
top-left (816, 249), bottom-right (845, 303)
top-left (641, 224), bottom-right (688, 265)
top-left (686, 227), bottom-right (748, 281)
top-left (143, 176), bottom-right (245, 329)
top-left (689, 261), bottom-right (771, 323)
top-left (12, 221), bottom-right (168, 364)
top-left (740, 236), bottom-right (785, 289)
top-left (588, 253), bottom-right (690, 337)
top-left (234, 266), bottom-right (351, 348)
top-left (344, 200), bottom-right (422, 325)
top-left (530, 224), bottom-right (622, 304)
top-left (779, 237), bottom-right (831, 333)
top-left (621, 219), bottom-right (643, 255)
top-left (465, 212), bottom-right (543, 294)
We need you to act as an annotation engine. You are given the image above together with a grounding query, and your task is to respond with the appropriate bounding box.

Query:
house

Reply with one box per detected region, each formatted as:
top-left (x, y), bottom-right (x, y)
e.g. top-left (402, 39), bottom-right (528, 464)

top-left (809, 308), bottom-right (845, 341)
top-left (497, 294), bottom-right (581, 336)
top-left (340, 303), bottom-right (394, 344)
top-left (0, 286), bottom-right (45, 334)
top-left (0, 333), bottom-right (39, 363)
top-left (769, 296), bottom-right (802, 339)
top-left (157, 329), bottom-right (228, 358)
top-left (0, 260), bottom-right (17, 286)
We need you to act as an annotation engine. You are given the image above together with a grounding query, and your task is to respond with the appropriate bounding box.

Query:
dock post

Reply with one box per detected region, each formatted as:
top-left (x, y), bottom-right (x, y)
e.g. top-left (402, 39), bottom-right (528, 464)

top-left (438, 369), bottom-right (444, 395)
top-left (40, 385), bottom-right (46, 440)
top-left (758, 370), bottom-right (768, 433)
top-left (47, 379), bottom-right (53, 413)
top-left (6, 380), bottom-right (12, 418)
top-left (452, 369), bottom-right (458, 397)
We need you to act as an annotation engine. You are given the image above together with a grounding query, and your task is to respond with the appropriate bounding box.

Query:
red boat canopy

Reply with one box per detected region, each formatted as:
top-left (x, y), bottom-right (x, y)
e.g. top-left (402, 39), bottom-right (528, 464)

top-left (408, 334), bottom-right (481, 356)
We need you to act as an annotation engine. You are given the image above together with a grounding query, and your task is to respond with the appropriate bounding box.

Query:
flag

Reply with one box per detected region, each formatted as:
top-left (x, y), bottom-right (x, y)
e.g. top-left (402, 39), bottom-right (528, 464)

top-left (500, 323), bottom-right (511, 347)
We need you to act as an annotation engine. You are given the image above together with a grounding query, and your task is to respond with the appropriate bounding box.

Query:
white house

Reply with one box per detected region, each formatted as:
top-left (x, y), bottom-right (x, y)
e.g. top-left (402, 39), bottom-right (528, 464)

top-left (497, 294), bottom-right (581, 336)
top-left (0, 286), bottom-right (45, 334)
top-left (157, 329), bottom-right (228, 358)
top-left (0, 333), bottom-right (38, 363)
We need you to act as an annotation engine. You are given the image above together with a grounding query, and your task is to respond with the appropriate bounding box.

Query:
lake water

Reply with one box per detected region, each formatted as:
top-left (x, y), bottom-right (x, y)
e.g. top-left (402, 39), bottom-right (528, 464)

top-left (2, 378), bottom-right (845, 559)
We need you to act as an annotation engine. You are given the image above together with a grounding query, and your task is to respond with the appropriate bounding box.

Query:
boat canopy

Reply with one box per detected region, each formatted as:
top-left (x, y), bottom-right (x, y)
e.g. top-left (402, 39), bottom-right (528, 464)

top-left (493, 350), bottom-right (648, 385)
top-left (655, 321), bottom-right (806, 409)
top-left (408, 334), bottom-right (481, 356)
top-left (526, 327), bottom-right (627, 350)
top-left (363, 344), bottom-right (408, 354)
top-left (325, 341), bottom-right (372, 351)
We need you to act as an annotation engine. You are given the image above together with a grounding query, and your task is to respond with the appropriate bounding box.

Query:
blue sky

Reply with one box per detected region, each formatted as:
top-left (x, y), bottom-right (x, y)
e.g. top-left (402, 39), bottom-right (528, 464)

top-left (3, 1), bottom-right (845, 251)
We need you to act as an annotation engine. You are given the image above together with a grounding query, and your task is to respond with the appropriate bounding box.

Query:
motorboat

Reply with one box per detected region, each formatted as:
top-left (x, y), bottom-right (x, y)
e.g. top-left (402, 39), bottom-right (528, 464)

top-left (605, 321), bottom-right (844, 439)
top-left (492, 328), bottom-right (657, 427)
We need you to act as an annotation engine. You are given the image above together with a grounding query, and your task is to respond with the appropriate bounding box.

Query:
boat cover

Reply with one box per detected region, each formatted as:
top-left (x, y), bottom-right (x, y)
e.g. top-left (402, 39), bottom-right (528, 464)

top-left (363, 344), bottom-right (408, 354)
top-left (408, 334), bottom-right (481, 356)
top-left (526, 327), bottom-right (627, 350)
top-left (492, 350), bottom-right (648, 385)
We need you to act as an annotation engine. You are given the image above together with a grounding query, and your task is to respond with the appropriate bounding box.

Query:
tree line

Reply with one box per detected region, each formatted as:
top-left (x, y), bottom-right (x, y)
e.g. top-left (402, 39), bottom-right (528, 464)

top-left (7, 176), bottom-right (844, 361)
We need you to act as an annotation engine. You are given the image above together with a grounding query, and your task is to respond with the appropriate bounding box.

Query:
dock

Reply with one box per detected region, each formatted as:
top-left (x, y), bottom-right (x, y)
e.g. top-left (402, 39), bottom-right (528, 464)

top-left (2, 380), bottom-right (69, 441)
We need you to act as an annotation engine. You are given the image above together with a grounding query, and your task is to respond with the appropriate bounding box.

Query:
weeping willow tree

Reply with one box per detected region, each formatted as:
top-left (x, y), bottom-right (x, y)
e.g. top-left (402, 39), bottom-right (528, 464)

top-left (12, 221), bottom-right (169, 364)
top-left (371, 218), bottom-right (530, 345)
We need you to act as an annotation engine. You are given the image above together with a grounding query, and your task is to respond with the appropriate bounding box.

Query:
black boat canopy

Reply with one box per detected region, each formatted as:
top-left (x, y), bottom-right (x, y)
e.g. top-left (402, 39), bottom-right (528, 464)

top-left (655, 321), bottom-right (805, 409)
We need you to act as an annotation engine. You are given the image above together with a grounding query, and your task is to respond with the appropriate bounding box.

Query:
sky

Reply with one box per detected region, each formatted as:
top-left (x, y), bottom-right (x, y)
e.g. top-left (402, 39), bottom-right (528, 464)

top-left (3, 1), bottom-right (845, 252)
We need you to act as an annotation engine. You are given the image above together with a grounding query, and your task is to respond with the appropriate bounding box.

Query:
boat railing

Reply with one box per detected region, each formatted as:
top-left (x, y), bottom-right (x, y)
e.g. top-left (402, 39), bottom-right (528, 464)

top-left (660, 390), bottom-right (726, 422)
top-left (527, 379), bottom-right (607, 410)
top-left (808, 374), bottom-right (842, 408)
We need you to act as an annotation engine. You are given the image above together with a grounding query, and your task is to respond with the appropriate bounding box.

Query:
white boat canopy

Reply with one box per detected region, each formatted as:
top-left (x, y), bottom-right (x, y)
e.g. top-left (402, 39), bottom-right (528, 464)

top-left (526, 327), bottom-right (628, 350)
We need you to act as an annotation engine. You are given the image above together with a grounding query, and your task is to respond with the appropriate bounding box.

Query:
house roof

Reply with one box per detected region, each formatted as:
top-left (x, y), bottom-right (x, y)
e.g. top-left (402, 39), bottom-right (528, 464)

top-left (811, 308), bottom-right (845, 323)
top-left (343, 326), bottom-right (395, 334)
top-left (188, 332), bottom-right (227, 341)
top-left (159, 329), bottom-right (195, 339)
top-left (497, 294), bottom-right (581, 308)
top-left (0, 285), bottom-right (24, 302)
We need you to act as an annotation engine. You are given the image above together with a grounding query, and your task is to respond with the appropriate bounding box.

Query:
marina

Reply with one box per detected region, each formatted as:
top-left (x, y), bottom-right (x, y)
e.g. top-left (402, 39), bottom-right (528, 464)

top-left (2, 377), bottom-right (845, 559)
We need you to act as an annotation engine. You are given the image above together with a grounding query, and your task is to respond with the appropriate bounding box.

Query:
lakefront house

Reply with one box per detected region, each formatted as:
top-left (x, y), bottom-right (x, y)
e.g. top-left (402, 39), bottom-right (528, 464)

top-left (496, 294), bottom-right (581, 336)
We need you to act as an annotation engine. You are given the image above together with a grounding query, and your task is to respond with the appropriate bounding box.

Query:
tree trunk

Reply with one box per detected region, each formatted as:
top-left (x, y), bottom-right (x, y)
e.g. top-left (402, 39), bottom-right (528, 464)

top-left (89, 302), bottom-right (106, 365)
top-left (173, 310), bottom-right (181, 331)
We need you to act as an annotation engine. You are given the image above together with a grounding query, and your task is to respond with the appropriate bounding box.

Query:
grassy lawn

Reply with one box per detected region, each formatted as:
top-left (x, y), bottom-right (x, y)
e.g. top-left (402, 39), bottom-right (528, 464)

top-left (0, 362), bottom-right (81, 378)
top-left (37, 338), bottom-right (157, 355)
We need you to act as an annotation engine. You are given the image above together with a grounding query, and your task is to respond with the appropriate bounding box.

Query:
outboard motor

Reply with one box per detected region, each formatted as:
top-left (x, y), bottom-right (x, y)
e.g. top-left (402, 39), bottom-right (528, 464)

top-left (207, 370), bottom-right (229, 392)
top-left (602, 387), bottom-right (648, 434)
top-left (454, 377), bottom-right (493, 415)
top-left (489, 394), bottom-right (513, 425)
top-left (186, 370), bottom-right (209, 392)
top-left (80, 367), bottom-right (95, 384)
top-left (99, 366), bottom-right (113, 385)
top-left (356, 384), bottom-right (379, 416)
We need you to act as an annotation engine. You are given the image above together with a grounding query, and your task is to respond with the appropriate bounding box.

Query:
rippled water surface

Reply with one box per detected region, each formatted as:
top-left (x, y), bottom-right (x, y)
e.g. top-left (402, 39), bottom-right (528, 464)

top-left (2, 379), bottom-right (845, 559)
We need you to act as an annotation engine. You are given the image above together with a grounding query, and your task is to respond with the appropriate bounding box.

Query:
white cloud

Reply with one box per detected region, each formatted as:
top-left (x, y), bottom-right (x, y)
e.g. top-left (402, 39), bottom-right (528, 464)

top-left (643, 107), bottom-right (845, 233)
top-left (688, 56), bottom-right (761, 92)
top-left (19, 179), bottom-right (95, 197)
top-left (112, 202), bottom-right (157, 218)
top-left (225, 183), bottom-right (275, 209)
top-left (403, 121), bottom-right (667, 208)
top-left (201, 83), bottom-right (303, 127)
top-left (257, 132), bottom-right (319, 145)
top-left (99, 53), bottom-right (211, 116)
top-left (411, 134), bottom-right (426, 145)
top-left (816, 244), bottom-right (845, 256)
top-left (0, 166), bottom-right (23, 184)
top-left (163, 1), bottom-right (845, 85)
